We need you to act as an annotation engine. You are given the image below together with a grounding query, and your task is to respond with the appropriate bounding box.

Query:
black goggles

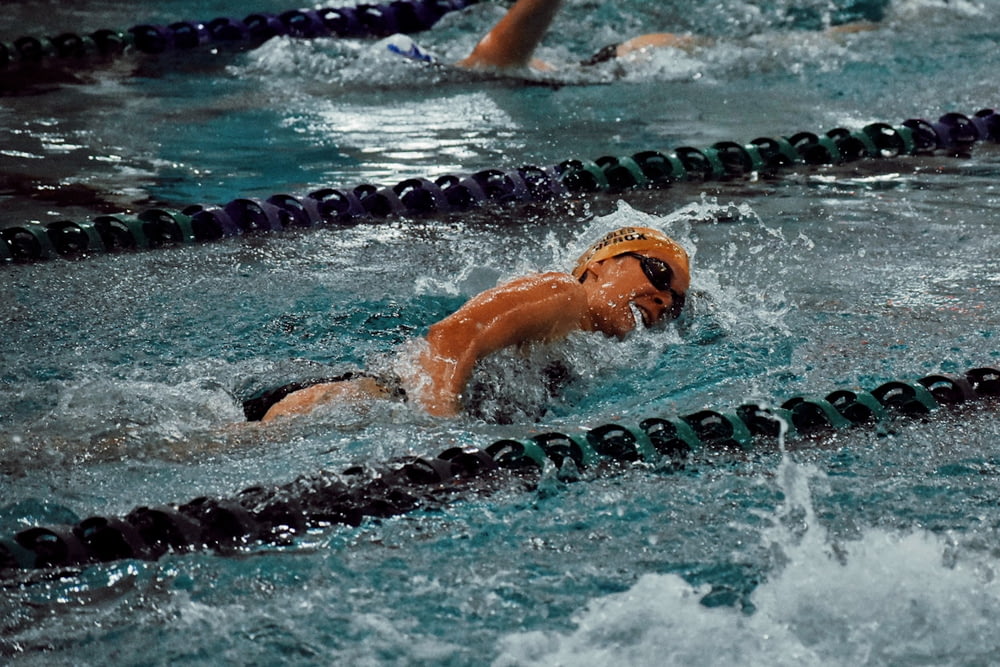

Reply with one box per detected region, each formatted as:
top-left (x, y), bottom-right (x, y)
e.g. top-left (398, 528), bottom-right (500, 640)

top-left (623, 252), bottom-right (686, 320)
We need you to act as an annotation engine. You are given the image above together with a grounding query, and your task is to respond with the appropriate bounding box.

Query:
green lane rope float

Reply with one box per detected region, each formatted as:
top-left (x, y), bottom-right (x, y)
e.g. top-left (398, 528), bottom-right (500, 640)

top-left (0, 1), bottom-right (477, 69)
top-left (3, 108), bottom-right (998, 265)
top-left (2, 366), bottom-right (998, 573)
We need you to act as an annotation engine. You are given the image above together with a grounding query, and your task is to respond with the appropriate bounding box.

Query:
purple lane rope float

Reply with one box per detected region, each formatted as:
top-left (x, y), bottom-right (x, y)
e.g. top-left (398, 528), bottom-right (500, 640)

top-left (0, 0), bottom-right (479, 67)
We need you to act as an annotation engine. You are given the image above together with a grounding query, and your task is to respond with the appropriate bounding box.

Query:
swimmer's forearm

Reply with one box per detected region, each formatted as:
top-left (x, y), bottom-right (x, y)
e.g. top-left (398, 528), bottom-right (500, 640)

top-left (415, 273), bottom-right (587, 416)
top-left (416, 327), bottom-right (478, 416)
top-left (458, 0), bottom-right (564, 69)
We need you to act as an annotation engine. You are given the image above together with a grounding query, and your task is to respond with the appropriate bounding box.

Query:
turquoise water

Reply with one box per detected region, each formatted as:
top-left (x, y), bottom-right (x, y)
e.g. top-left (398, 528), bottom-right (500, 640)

top-left (4, 0), bottom-right (1000, 664)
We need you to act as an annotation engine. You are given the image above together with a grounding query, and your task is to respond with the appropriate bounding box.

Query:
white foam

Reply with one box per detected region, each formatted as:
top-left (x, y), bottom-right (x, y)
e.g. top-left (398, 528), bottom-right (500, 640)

top-left (494, 456), bottom-right (1000, 666)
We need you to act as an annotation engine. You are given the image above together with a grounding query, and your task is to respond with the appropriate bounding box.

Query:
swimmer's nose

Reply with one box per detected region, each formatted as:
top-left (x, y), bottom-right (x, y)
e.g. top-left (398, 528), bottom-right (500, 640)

top-left (635, 294), bottom-right (674, 327)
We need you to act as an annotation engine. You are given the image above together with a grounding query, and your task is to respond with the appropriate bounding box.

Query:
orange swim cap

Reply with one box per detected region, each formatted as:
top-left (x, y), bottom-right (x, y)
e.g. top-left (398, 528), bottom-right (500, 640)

top-left (571, 226), bottom-right (690, 293)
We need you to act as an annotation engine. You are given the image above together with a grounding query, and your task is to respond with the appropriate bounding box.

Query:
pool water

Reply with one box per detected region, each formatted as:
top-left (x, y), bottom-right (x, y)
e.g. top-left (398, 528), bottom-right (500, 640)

top-left (4, 0), bottom-right (1000, 664)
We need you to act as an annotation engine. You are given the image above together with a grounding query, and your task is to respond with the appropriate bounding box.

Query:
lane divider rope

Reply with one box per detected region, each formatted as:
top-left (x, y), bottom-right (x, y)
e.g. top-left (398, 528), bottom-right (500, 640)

top-left (0, 0), bottom-right (478, 69)
top-left (3, 108), bottom-right (997, 266)
top-left (2, 365), bottom-right (998, 573)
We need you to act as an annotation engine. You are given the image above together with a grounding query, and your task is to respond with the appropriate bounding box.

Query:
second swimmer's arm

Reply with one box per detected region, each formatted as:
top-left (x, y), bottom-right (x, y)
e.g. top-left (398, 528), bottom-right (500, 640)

top-left (414, 272), bottom-right (588, 416)
top-left (457, 0), bottom-right (564, 69)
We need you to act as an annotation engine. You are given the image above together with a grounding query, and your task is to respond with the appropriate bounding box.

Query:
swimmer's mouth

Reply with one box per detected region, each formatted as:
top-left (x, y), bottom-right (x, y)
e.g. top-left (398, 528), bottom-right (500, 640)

top-left (631, 302), bottom-right (672, 330)
top-left (630, 302), bottom-right (653, 329)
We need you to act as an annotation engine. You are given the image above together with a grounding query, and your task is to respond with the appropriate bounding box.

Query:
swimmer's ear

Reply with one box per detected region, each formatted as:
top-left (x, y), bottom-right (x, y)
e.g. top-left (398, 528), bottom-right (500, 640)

top-left (577, 259), bottom-right (604, 282)
top-left (579, 257), bottom-right (623, 282)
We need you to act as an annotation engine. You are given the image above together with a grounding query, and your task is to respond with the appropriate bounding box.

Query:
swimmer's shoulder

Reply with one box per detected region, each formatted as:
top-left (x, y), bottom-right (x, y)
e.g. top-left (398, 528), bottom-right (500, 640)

top-left (495, 271), bottom-right (583, 295)
top-left (452, 271), bottom-right (584, 319)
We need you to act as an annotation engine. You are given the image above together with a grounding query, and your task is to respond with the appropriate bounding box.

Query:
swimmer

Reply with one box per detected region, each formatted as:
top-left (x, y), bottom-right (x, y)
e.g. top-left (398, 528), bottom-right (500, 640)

top-left (388, 0), bottom-right (882, 72)
top-left (456, 0), bottom-right (703, 71)
top-left (252, 225), bottom-right (690, 421)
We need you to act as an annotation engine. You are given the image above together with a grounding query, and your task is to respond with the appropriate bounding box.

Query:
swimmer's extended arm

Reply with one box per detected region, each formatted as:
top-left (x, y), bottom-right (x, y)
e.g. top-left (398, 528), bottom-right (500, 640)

top-left (613, 32), bottom-right (705, 57)
top-left (457, 0), bottom-right (563, 69)
top-left (414, 272), bottom-right (588, 416)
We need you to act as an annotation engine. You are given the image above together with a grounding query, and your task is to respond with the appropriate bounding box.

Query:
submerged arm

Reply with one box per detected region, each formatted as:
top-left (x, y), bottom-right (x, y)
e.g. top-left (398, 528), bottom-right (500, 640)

top-left (413, 272), bottom-right (588, 416)
top-left (457, 0), bottom-right (564, 69)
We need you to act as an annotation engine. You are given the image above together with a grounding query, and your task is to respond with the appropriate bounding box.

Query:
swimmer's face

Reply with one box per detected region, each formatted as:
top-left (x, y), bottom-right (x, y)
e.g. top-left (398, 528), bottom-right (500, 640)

top-left (622, 252), bottom-right (686, 321)
top-left (583, 253), bottom-right (686, 337)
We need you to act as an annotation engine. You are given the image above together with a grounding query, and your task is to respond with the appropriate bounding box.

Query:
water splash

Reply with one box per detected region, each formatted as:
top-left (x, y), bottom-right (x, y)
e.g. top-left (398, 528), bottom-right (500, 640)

top-left (493, 422), bottom-right (1000, 666)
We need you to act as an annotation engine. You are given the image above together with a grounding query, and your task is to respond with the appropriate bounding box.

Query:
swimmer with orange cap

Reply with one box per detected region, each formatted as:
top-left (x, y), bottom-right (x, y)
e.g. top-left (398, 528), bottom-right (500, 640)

top-left (255, 226), bottom-right (690, 421)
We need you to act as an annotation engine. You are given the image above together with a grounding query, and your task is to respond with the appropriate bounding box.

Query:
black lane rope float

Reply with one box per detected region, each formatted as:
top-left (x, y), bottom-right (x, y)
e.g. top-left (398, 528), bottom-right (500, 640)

top-left (2, 366), bottom-right (998, 573)
top-left (0, 0), bottom-right (478, 70)
top-left (3, 108), bottom-right (998, 266)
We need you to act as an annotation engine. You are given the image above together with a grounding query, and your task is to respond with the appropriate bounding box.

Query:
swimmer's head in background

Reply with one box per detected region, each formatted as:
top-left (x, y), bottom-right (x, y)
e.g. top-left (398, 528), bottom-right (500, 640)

top-left (572, 226), bottom-right (691, 295)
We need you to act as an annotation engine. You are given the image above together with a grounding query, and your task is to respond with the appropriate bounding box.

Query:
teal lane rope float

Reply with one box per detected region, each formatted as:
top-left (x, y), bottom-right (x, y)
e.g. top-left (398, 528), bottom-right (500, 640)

top-left (0, 0), bottom-right (477, 68)
top-left (2, 366), bottom-right (998, 573)
top-left (3, 108), bottom-right (998, 265)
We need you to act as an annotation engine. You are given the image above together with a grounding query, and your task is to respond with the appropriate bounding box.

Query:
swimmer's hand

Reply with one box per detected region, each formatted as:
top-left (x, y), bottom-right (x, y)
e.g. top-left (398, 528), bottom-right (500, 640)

top-left (408, 360), bottom-right (464, 417)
